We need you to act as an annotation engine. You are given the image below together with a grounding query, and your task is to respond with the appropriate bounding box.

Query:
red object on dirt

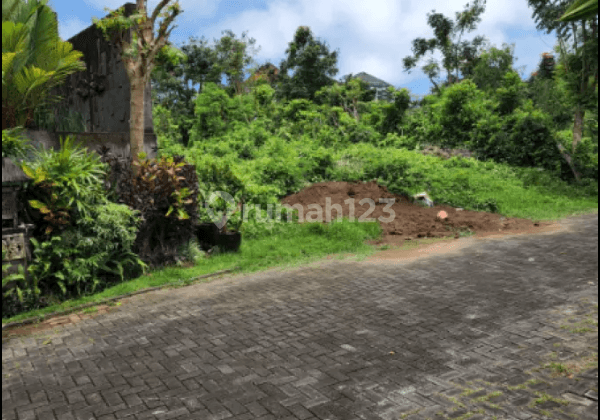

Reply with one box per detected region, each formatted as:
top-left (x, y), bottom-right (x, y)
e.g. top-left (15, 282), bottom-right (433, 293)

top-left (281, 181), bottom-right (552, 246)
top-left (437, 211), bottom-right (448, 220)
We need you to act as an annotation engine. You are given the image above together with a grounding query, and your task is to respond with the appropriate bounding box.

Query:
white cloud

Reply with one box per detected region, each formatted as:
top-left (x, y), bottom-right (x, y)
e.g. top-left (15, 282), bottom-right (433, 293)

top-left (88, 0), bottom-right (557, 93)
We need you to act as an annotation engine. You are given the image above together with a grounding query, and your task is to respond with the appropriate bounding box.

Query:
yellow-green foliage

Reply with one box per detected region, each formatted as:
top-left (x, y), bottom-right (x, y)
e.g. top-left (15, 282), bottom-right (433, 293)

top-left (153, 74), bottom-right (597, 224)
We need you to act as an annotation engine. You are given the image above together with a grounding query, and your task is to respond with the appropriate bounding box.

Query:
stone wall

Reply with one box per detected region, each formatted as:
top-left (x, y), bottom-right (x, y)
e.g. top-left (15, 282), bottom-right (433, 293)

top-left (21, 130), bottom-right (158, 162)
top-left (47, 2), bottom-right (156, 159)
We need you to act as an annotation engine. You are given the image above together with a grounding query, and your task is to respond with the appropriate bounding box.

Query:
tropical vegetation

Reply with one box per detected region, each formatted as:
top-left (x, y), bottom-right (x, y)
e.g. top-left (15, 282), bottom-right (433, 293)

top-left (2, 0), bottom-right (86, 129)
top-left (1, 0), bottom-right (597, 321)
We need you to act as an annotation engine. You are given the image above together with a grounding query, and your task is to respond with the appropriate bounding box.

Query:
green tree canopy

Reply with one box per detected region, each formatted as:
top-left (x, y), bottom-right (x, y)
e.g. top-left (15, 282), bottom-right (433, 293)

top-left (403, 0), bottom-right (488, 95)
top-left (527, 0), bottom-right (598, 181)
top-left (150, 32), bottom-right (261, 146)
top-left (276, 26), bottom-right (340, 102)
top-left (470, 43), bottom-right (519, 92)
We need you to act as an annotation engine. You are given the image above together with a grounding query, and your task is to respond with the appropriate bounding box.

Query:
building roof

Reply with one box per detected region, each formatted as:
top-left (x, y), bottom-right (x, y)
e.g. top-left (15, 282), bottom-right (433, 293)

top-left (246, 64), bottom-right (280, 84)
top-left (351, 72), bottom-right (392, 88)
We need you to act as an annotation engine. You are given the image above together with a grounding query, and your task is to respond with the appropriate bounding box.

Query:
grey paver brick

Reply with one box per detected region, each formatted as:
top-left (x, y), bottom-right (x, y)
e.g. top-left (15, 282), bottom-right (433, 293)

top-left (2, 214), bottom-right (599, 419)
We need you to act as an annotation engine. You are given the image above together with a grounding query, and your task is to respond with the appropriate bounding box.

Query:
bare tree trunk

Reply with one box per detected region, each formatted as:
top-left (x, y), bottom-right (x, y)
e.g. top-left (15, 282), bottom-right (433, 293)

top-left (557, 143), bottom-right (582, 183)
top-left (572, 106), bottom-right (585, 154)
top-left (130, 73), bottom-right (146, 165)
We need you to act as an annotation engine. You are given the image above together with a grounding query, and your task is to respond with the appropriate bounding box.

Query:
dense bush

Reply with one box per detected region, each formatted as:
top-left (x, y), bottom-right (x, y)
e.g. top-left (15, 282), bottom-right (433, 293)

top-left (471, 100), bottom-right (562, 171)
top-left (20, 135), bottom-right (110, 237)
top-left (2, 136), bottom-right (151, 317)
top-left (428, 79), bottom-right (495, 148)
top-left (555, 130), bottom-right (599, 181)
top-left (2, 127), bottom-right (35, 160)
top-left (152, 69), bottom-right (596, 224)
top-left (27, 203), bottom-right (147, 298)
top-left (106, 154), bottom-right (201, 266)
top-left (494, 71), bottom-right (527, 116)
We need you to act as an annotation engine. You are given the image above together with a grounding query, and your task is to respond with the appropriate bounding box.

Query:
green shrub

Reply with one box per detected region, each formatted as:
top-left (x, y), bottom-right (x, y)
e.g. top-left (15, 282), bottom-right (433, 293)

top-left (574, 137), bottom-right (599, 181)
top-left (20, 135), bottom-right (109, 237)
top-left (494, 71), bottom-right (527, 116)
top-left (471, 101), bottom-right (562, 172)
top-left (176, 237), bottom-right (205, 265)
top-left (297, 142), bottom-right (336, 182)
top-left (2, 127), bottom-right (35, 160)
top-left (380, 133), bottom-right (419, 149)
top-left (430, 79), bottom-right (494, 148)
top-left (2, 248), bottom-right (32, 318)
top-left (555, 130), bottom-right (599, 181)
top-left (154, 103), bottom-right (182, 154)
top-left (191, 82), bottom-right (231, 140)
top-left (27, 202), bottom-right (147, 299)
top-left (253, 83), bottom-right (276, 108)
top-left (241, 207), bottom-right (301, 240)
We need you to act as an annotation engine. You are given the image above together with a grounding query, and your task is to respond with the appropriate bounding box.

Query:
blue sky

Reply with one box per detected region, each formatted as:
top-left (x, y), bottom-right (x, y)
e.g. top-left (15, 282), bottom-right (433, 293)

top-left (51, 0), bottom-right (561, 98)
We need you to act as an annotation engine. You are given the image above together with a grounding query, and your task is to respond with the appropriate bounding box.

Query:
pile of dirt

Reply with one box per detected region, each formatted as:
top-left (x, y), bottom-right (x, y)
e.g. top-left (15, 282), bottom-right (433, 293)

top-left (282, 181), bottom-right (555, 245)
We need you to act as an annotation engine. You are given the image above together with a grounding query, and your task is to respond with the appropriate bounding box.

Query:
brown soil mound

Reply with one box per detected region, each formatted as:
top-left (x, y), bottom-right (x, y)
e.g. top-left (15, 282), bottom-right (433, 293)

top-left (282, 181), bottom-right (556, 245)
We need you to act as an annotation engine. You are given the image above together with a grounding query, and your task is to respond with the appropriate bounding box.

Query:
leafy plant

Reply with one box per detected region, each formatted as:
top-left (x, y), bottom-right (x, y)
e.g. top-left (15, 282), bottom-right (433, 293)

top-left (20, 135), bottom-right (109, 237)
top-left (2, 0), bottom-right (86, 129)
top-left (176, 237), bottom-right (205, 265)
top-left (110, 153), bottom-right (201, 266)
top-left (26, 202), bottom-right (147, 299)
top-left (2, 126), bottom-right (34, 160)
top-left (2, 248), bottom-right (30, 303)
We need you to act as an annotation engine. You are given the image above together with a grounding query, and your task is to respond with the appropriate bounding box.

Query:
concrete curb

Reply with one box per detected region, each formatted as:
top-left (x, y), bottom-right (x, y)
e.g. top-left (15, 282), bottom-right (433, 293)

top-left (2, 267), bottom-right (241, 332)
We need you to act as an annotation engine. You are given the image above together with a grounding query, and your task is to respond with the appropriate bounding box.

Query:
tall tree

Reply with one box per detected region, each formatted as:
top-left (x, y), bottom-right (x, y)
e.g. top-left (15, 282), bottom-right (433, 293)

top-left (470, 43), bottom-right (519, 92)
top-left (92, 0), bottom-right (182, 168)
top-left (150, 36), bottom-right (219, 147)
top-left (403, 0), bottom-right (487, 95)
top-left (528, 0), bottom-right (598, 182)
top-left (2, 0), bottom-right (86, 130)
top-left (150, 32), bottom-right (260, 146)
top-left (526, 52), bottom-right (576, 131)
top-left (276, 26), bottom-right (340, 102)
top-left (213, 30), bottom-right (260, 96)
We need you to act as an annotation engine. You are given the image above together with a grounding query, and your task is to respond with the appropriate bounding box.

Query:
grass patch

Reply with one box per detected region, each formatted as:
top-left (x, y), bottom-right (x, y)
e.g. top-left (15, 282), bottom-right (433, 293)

top-left (460, 387), bottom-right (484, 398)
top-left (529, 392), bottom-right (570, 409)
top-left (542, 352), bottom-right (598, 378)
top-left (453, 409), bottom-right (486, 420)
top-left (400, 408), bottom-right (422, 419)
top-left (471, 391), bottom-right (503, 404)
top-left (544, 362), bottom-right (573, 376)
top-left (507, 378), bottom-right (548, 391)
top-left (82, 306), bottom-right (98, 314)
top-left (560, 317), bottom-right (598, 334)
top-left (3, 219), bottom-right (381, 325)
top-left (329, 145), bottom-right (598, 222)
top-left (440, 394), bottom-right (466, 408)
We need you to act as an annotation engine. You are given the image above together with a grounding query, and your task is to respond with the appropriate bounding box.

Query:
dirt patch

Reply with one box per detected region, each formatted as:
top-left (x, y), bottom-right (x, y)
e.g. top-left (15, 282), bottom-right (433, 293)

top-left (282, 181), bottom-right (557, 245)
top-left (2, 305), bottom-right (117, 341)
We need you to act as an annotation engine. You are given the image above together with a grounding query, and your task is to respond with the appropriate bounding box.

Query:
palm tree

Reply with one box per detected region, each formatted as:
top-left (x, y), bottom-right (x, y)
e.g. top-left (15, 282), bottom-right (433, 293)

top-left (2, 0), bottom-right (86, 129)
top-left (558, 0), bottom-right (598, 21)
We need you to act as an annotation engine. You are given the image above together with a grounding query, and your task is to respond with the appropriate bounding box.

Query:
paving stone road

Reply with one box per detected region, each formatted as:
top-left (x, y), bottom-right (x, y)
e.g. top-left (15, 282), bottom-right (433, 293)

top-left (2, 213), bottom-right (599, 420)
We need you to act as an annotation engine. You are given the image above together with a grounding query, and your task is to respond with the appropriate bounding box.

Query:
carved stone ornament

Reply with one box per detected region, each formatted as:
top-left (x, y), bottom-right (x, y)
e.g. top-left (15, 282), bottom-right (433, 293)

top-left (2, 233), bottom-right (26, 261)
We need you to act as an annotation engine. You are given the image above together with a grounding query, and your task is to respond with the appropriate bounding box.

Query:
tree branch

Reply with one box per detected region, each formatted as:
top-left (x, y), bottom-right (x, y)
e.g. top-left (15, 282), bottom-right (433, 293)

top-left (150, 10), bottom-right (179, 59)
top-left (151, 0), bottom-right (172, 24)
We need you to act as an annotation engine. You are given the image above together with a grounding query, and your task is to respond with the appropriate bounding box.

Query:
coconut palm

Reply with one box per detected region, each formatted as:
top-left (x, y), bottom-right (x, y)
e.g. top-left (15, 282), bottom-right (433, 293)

top-left (2, 0), bottom-right (86, 129)
top-left (558, 0), bottom-right (598, 21)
